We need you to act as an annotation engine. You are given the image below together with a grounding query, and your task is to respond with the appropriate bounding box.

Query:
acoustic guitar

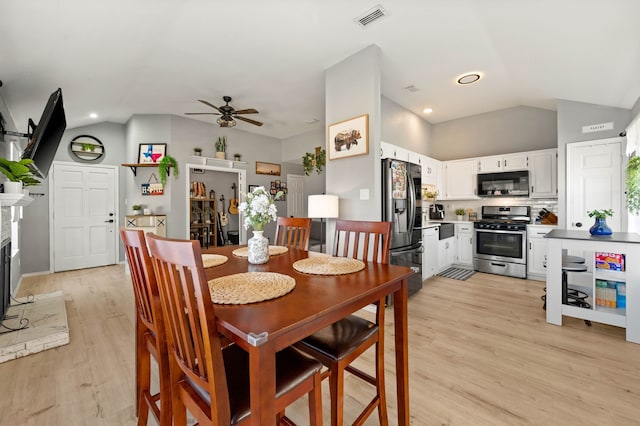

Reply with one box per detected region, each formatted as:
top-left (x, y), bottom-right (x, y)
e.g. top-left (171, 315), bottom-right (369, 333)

top-left (219, 195), bottom-right (229, 227)
top-left (229, 182), bottom-right (239, 215)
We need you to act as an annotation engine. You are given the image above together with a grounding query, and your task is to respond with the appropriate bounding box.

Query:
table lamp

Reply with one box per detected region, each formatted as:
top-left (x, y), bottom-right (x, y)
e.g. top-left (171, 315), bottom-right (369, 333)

top-left (308, 194), bottom-right (339, 252)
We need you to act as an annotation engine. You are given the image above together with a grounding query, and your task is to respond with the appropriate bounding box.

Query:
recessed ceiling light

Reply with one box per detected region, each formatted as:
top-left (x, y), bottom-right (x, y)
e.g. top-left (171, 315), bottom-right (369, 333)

top-left (456, 73), bottom-right (481, 85)
top-left (89, 112), bottom-right (98, 119)
top-left (423, 108), bottom-right (433, 114)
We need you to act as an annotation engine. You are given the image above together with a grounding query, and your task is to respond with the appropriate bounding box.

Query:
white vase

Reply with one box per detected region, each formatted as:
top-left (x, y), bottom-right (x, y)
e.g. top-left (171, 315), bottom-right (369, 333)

top-left (457, 215), bottom-right (464, 221)
top-left (3, 181), bottom-right (22, 194)
top-left (248, 230), bottom-right (269, 264)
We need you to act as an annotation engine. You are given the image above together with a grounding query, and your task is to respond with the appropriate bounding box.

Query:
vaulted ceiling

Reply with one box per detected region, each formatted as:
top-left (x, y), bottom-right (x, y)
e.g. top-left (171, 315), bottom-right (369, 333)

top-left (2, 0), bottom-right (639, 139)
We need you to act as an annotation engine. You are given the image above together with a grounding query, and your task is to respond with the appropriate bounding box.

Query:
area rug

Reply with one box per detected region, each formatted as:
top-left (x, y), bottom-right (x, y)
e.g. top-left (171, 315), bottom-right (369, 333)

top-left (0, 291), bottom-right (69, 363)
top-left (437, 267), bottom-right (476, 281)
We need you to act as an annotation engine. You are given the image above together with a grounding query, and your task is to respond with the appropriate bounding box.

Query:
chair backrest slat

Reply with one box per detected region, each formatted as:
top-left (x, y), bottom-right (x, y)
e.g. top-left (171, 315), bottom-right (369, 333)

top-left (146, 234), bottom-right (232, 423)
top-left (333, 220), bottom-right (391, 264)
top-left (275, 217), bottom-right (312, 250)
top-left (120, 228), bottom-right (160, 333)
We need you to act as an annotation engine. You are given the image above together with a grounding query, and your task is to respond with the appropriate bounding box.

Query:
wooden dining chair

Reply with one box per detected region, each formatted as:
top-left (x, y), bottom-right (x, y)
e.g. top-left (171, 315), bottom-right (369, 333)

top-left (145, 233), bottom-right (323, 425)
top-left (119, 228), bottom-right (172, 426)
top-left (297, 219), bottom-right (392, 426)
top-left (274, 217), bottom-right (312, 250)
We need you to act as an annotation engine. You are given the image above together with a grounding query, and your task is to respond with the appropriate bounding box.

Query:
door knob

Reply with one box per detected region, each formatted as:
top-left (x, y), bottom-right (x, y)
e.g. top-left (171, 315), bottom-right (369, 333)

top-left (105, 219), bottom-right (114, 223)
top-left (109, 213), bottom-right (114, 216)
top-left (575, 222), bottom-right (582, 228)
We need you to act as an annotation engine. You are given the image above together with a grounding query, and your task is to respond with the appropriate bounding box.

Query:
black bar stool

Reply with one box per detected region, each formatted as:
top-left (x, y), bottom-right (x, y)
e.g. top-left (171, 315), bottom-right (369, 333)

top-left (542, 255), bottom-right (592, 326)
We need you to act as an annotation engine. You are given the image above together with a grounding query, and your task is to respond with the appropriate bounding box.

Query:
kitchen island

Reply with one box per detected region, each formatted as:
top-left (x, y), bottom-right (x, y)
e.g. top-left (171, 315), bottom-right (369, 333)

top-left (545, 229), bottom-right (640, 343)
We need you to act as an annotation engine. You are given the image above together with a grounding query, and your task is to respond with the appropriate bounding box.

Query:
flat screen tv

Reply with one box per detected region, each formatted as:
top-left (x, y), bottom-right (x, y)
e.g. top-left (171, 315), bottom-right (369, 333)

top-left (21, 88), bottom-right (66, 179)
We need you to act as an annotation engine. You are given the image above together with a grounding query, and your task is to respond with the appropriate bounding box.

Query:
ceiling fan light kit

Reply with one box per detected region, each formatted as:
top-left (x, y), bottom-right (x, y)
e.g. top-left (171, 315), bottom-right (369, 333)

top-left (185, 95), bottom-right (263, 127)
top-left (217, 116), bottom-right (236, 127)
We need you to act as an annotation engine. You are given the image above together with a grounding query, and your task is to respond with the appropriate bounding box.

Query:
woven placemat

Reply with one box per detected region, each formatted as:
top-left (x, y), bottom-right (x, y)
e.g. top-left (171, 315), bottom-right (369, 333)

top-left (232, 245), bottom-right (289, 258)
top-left (293, 256), bottom-right (365, 275)
top-left (202, 254), bottom-right (228, 268)
top-left (208, 272), bottom-right (296, 304)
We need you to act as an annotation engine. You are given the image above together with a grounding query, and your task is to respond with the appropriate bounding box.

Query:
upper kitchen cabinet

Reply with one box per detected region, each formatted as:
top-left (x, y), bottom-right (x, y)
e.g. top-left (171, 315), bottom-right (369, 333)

top-left (502, 153), bottom-right (529, 171)
top-left (442, 159), bottom-right (478, 200)
top-left (380, 141), bottom-right (409, 162)
top-left (477, 155), bottom-right (503, 173)
top-left (477, 153), bottom-right (529, 173)
top-left (529, 149), bottom-right (557, 198)
top-left (421, 156), bottom-right (440, 186)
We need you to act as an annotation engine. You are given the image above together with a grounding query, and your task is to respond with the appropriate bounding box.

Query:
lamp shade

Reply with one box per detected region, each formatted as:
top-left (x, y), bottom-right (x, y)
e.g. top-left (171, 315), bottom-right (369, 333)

top-left (308, 194), bottom-right (339, 219)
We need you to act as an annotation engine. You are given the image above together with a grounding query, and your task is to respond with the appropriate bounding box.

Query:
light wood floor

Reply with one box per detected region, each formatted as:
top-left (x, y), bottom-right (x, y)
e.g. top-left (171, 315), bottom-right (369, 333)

top-left (1, 265), bottom-right (640, 425)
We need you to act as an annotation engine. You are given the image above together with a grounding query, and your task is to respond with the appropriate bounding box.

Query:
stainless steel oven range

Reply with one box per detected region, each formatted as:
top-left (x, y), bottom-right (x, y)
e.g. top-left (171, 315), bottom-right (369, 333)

top-left (473, 206), bottom-right (530, 278)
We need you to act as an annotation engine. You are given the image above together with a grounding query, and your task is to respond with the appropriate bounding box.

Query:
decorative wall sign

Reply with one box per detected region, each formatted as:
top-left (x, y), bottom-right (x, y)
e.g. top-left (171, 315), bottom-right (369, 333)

top-left (141, 173), bottom-right (164, 196)
top-left (328, 114), bottom-right (369, 160)
top-left (138, 143), bottom-right (166, 163)
top-left (255, 161), bottom-right (281, 176)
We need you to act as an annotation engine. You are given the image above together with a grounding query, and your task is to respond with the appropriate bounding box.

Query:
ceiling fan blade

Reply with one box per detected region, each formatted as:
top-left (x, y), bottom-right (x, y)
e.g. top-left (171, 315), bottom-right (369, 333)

top-left (198, 99), bottom-right (222, 112)
top-left (235, 115), bottom-right (263, 127)
top-left (233, 108), bottom-right (259, 115)
top-left (185, 112), bottom-right (221, 115)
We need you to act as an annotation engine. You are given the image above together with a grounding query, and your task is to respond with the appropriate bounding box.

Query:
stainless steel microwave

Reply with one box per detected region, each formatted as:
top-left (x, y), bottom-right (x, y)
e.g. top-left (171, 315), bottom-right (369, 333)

top-left (477, 170), bottom-right (529, 197)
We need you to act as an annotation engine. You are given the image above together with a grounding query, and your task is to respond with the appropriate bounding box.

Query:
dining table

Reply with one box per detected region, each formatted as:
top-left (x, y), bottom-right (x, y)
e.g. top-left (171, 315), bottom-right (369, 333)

top-left (202, 245), bottom-right (414, 425)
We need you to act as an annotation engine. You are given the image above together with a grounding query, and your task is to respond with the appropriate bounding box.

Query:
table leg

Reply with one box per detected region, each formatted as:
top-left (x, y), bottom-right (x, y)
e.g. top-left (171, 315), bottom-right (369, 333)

top-left (249, 341), bottom-right (276, 425)
top-left (393, 278), bottom-right (410, 425)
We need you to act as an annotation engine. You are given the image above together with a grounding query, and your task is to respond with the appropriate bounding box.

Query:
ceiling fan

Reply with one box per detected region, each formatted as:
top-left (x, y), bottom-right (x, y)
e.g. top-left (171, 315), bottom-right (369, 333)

top-left (185, 96), bottom-right (263, 127)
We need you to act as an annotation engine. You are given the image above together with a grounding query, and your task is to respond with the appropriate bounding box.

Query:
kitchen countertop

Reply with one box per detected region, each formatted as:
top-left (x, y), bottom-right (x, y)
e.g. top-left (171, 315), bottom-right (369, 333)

top-left (545, 229), bottom-right (640, 243)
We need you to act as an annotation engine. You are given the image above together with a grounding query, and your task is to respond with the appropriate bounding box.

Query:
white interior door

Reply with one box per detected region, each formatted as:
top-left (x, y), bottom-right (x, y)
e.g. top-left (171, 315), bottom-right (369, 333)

top-left (51, 162), bottom-right (118, 271)
top-left (567, 138), bottom-right (623, 231)
top-left (287, 174), bottom-right (305, 217)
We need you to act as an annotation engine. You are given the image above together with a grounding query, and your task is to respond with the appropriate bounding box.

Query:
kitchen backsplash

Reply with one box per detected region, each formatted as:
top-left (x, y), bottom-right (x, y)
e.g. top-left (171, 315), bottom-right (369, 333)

top-left (422, 197), bottom-right (558, 223)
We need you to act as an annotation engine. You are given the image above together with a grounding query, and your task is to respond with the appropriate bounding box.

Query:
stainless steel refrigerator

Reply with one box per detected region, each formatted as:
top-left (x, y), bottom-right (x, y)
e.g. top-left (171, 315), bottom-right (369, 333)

top-left (382, 158), bottom-right (423, 299)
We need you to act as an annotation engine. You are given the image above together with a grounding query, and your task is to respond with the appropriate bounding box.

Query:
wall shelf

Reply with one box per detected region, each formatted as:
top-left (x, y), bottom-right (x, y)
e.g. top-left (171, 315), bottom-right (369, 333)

top-left (121, 163), bottom-right (171, 176)
top-left (69, 135), bottom-right (105, 162)
top-left (0, 193), bottom-right (34, 207)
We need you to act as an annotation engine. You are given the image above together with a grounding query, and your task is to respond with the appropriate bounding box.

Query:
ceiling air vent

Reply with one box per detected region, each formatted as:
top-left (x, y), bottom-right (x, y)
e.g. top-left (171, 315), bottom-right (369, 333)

top-left (403, 85), bottom-right (419, 93)
top-left (354, 4), bottom-right (388, 28)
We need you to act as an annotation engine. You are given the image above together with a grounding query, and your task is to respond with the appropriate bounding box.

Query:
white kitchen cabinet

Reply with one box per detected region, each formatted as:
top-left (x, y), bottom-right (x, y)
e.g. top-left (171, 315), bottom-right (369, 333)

top-left (380, 141), bottom-right (409, 162)
top-left (422, 156), bottom-right (440, 186)
top-left (477, 155), bottom-right (503, 173)
top-left (408, 151), bottom-right (423, 166)
top-left (437, 236), bottom-right (456, 272)
top-left (455, 223), bottom-right (474, 267)
top-left (477, 153), bottom-right (529, 173)
top-left (527, 225), bottom-right (555, 280)
top-left (443, 159), bottom-right (477, 200)
top-left (502, 153), bottom-right (529, 171)
top-left (529, 148), bottom-right (557, 198)
top-left (422, 226), bottom-right (439, 279)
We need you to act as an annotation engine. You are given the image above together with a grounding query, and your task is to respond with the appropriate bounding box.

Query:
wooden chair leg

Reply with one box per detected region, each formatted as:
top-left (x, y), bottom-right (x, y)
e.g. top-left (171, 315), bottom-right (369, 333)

top-left (137, 329), bottom-right (151, 426)
top-left (308, 372), bottom-right (323, 426)
top-left (376, 341), bottom-right (388, 425)
top-left (135, 318), bottom-right (143, 417)
top-left (329, 364), bottom-right (345, 426)
top-left (157, 356), bottom-right (173, 426)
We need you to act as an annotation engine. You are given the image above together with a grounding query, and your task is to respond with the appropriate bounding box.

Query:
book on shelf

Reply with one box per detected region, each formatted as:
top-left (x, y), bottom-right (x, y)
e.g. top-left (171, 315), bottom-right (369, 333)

top-left (616, 282), bottom-right (626, 309)
top-left (595, 279), bottom-right (625, 309)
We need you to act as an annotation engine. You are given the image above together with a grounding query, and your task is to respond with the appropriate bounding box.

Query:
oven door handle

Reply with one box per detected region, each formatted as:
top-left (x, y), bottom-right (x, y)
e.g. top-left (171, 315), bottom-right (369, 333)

top-left (391, 245), bottom-right (423, 256)
top-left (474, 229), bottom-right (526, 235)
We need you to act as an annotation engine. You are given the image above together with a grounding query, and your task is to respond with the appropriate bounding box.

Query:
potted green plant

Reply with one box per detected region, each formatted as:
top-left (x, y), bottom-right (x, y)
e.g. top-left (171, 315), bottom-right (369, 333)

top-left (82, 143), bottom-right (95, 152)
top-left (215, 136), bottom-right (226, 159)
top-left (587, 209), bottom-right (613, 235)
top-left (132, 204), bottom-right (142, 215)
top-left (455, 208), bottom-right (466, 220)
top-left (302, 147), bottom-right (326, 176)
top-left (194, 147), bottom-right (202, 156)
top-left (0, 158), bottom-right (41, 193)
top-left (233, 153), bottom-right (241, 162)
top-left (158, 155), bottom-right (179, 187)
top-left (626, 156), bottom-right (640, 214)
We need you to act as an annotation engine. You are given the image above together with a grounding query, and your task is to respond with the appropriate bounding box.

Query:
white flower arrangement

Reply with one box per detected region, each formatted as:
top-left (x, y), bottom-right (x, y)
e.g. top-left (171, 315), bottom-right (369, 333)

top-left (238, 186), bottom-right (283, 231)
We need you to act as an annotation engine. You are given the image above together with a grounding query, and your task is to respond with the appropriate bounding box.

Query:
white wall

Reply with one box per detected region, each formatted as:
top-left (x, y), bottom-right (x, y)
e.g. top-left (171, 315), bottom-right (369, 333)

top-left (431, 105), bottom-right (557, 160)
top-left (381, 96), bottom-right (433, 156)
top-left (556, 99), bottom-right (631, 227)
top-left (280, 128), bottom-right (326, 216)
